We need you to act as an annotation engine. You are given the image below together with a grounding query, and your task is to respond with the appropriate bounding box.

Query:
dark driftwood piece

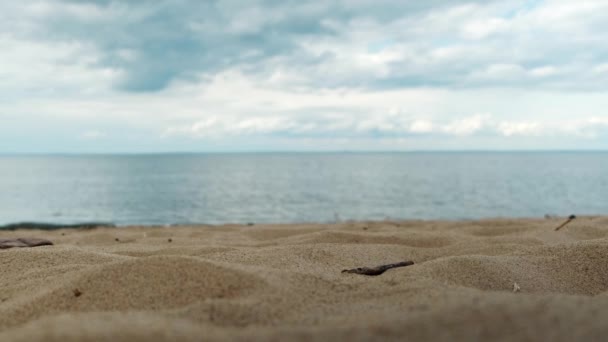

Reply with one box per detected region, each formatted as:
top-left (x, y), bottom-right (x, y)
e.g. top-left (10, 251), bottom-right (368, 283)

top-left (555, 215), bottom-right (577, 231)
top-left (342, 261), bottom-right (414, 276)
top-left (0, 238), bottom-right (53, 249)
top-left (0, 222), bottom-right (115, 231)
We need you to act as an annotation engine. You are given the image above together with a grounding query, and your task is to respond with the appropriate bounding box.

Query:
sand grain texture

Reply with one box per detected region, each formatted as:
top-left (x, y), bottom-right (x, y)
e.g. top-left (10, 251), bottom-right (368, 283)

top-left (1, 217), bottom-right (608, 341)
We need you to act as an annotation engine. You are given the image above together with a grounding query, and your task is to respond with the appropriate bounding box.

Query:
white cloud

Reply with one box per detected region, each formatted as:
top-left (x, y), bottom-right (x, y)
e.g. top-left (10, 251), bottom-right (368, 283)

top-left (470, 64), bottom-right (526, 82)
top-left (594, 64), bottom-right (608, 74)
top-left (441, 114), bottom-right (489, 136)
top-left (81, 130), bottom-right (106, 140)
top-left (409, 120), bottom-right (434, 134)
top-left (461, 17), bottom-right (508, 39)
top-left (498, 122), bottom-right (542, 137)
top-left (162, 111), bottom-right (608, 142)
top-left (165, 115), bottom-right (300, 138)
top-left (530, 66), bottom-right (558, 78)
top-left (0, 35), bottom-right (119, 97)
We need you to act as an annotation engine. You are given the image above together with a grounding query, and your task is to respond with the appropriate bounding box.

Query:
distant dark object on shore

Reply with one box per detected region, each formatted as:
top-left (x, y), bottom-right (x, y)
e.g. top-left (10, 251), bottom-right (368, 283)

top-left (0, 222), bottom-right (116, 231)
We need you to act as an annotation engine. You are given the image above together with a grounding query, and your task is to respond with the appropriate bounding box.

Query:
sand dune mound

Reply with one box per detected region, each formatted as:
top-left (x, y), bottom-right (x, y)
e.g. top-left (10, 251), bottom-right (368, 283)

top-left (563, 225), bottom-right (608, 240)
top-left (1, 256), bottom-right (265, 330)
top-left (68, 256), bottom-right (265, 309)
top-left (415, 240), bottom-right (608, 295)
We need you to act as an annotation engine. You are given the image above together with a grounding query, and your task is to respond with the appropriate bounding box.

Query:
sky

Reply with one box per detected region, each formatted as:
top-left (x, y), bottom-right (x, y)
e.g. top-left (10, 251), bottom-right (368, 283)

top-left (1, 0), bottom-right (608, 153)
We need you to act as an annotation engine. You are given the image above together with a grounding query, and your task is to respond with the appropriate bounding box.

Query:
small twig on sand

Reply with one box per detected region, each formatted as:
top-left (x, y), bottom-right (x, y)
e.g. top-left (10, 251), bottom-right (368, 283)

top-left (342, 261), bottom-right (414, 276)
top-left (555, 215), bottom-right (577, 231)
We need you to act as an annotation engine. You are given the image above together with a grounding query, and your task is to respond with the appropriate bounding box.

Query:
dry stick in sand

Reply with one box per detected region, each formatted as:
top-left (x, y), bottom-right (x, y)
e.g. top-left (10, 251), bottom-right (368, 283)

top-left (554, 215), bottom-right (577, 231)
top-left (342, 261), bottom-right (414, 276)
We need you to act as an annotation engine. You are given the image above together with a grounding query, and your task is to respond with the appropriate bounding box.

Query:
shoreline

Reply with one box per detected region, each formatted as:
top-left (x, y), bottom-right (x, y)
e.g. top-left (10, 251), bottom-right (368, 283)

top-left (0, 214), bottom-right (588, 231)
top-left (2, 216), bottom-right (608, 341)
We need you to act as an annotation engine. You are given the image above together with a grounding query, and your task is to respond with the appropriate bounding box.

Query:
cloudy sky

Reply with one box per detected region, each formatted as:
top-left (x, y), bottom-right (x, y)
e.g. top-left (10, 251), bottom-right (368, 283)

top-left (2, 0), bottom-right (608, 153)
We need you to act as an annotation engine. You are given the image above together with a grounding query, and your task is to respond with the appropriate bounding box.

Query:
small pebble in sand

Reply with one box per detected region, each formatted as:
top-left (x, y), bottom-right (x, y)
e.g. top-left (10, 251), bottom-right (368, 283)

top-left (115, 238), bottom-right (120, 242)
top-left (73, 289), bottom-right (82, 297)
top-left (168, 238), bottom-right (173, 243)
top-left (513, 282), bottom-right (521, 293)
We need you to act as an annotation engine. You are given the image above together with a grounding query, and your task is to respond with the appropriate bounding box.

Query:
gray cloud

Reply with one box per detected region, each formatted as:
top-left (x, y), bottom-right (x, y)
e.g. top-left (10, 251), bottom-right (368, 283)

top-left (2, 0), bottom-right (608, 94)
top-left (20, 0), bottom-right (342, 91)
top-left (6, 0), bottom-right (536, 92)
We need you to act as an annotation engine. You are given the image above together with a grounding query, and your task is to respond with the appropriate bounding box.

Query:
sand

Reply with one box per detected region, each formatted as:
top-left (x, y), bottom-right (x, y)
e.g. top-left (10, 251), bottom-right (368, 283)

top-left (1, 216), bottom-right (608, 341)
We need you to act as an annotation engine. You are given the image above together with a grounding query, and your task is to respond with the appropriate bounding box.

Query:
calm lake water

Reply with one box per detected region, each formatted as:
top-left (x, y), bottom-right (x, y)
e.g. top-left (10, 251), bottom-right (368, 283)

top-left (1, 152), bottom-right (607, 226)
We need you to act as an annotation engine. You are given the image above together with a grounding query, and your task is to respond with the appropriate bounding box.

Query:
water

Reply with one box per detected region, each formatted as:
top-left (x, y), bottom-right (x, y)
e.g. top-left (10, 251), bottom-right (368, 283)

top-left (0, 152), bottom-right (607, 226)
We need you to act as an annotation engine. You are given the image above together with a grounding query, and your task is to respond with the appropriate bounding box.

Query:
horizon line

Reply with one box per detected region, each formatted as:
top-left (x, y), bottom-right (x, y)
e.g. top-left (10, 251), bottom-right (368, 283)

top-left (2, 149), bottom-right (608, 156)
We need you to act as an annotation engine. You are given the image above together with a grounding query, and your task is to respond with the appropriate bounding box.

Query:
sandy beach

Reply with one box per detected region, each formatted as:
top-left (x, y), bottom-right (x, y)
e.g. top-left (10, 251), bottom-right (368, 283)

top-left (1, 216), bottom-right (608, 341)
